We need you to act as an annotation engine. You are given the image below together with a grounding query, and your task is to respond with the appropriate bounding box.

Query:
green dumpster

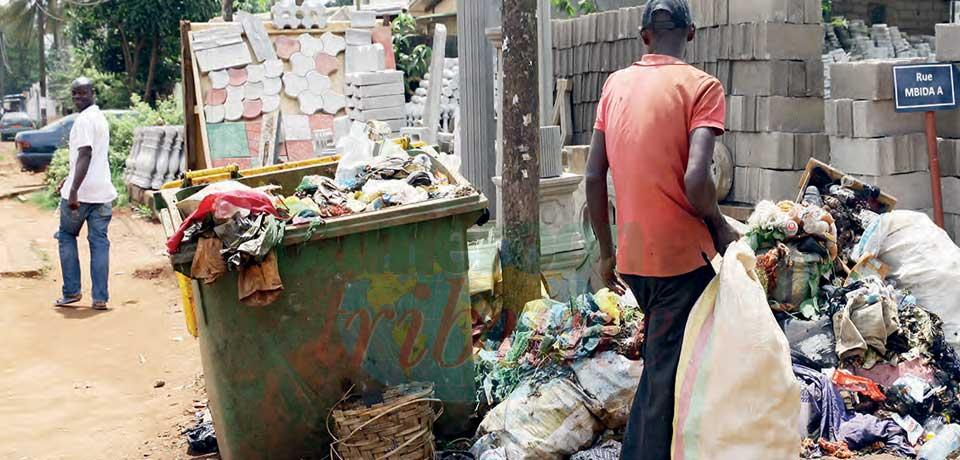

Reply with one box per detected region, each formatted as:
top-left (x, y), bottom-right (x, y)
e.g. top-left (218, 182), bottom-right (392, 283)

top-left (155, 160), bottom-right (487, 459)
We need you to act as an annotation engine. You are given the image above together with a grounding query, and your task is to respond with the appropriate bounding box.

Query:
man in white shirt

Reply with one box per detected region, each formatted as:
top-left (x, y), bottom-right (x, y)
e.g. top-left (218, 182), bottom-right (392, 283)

top-left (55, 77), bottom-right (117, 310)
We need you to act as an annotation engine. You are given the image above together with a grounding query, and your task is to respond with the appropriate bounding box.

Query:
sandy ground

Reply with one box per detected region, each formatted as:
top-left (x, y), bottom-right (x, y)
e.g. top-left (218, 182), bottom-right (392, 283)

top-left (0, 142), bottom-right (216, 460)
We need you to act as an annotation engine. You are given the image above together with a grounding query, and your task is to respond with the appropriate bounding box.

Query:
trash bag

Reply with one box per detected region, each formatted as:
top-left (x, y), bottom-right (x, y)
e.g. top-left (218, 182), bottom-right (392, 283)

top-left (184, 408), bottom-right (218, 454)
top-left (672, 241), bottom-right (801, 460)
top-left (478, 378), bottom-right (602, 460)
top-left (334, 121), bottom-right (374, 187)
top-left (852, 211), bottom-right (960, 348)
top-left (572, 351), bottom-right (643, 429)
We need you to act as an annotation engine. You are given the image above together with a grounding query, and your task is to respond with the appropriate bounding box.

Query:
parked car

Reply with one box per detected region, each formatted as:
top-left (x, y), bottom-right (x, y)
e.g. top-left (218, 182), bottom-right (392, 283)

top-left (1, 112), bottom-right (36, 141)
top-left (15, 110), bottom-right (133, 171)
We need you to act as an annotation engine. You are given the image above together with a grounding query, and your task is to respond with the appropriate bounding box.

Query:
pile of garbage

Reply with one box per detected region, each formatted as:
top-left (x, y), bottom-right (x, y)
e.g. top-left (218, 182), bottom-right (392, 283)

top-left (471, 289), bottom-right (644, 459)
top-left (744, 170), bottom-right (960, 458)
top-left (165, 130), bottom-right (475, 307)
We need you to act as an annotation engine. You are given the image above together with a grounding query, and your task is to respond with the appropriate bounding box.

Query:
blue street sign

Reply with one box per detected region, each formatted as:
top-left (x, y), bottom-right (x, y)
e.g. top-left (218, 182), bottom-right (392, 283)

top-left (892, 63), bottom-right (958, 113)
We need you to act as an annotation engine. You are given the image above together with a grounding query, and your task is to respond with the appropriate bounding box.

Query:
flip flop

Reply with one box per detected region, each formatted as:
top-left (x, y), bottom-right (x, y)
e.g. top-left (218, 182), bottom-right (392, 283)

top-left (92, 301), bottom-right (109, 311)
top-left (55, 294), bottom-right (83, 307)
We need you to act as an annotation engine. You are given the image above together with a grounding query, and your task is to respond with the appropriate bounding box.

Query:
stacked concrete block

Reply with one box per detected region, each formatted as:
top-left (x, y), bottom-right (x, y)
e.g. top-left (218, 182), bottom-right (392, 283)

top-left (825, 59), bottom-right (936, 212)
top-left (406, 58), bottom-right (460, 134)
top-left (685, 0), bottom-right (825, 204)
top-left (551, 6), bottom-right (645, 145)
top-left (345, 70), bottom-right (405, 132)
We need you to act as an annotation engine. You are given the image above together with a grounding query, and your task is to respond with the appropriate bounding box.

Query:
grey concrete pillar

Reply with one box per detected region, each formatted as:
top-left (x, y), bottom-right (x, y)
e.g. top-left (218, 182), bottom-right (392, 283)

top-left (537, 0), bottom-right (554, 125)
top-left (458, 0), bottom-right (500, 217)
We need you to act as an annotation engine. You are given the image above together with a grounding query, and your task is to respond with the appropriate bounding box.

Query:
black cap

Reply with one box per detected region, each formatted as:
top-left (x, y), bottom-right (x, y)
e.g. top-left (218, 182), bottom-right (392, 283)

top-left (641, 0), bottom-right (693, 31)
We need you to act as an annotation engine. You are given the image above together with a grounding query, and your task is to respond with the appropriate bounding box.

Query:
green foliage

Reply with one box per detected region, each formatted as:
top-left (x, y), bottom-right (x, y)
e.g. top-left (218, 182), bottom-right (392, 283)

top-left (391, 12), bottom-right (432, 98)
top-left (41, 93), bottom-right (183, 209)
top-left (235, 0), bottom-right (272, 14)
top-left (48, 49), bottom-right (130, 110)
top-left (551, 0), bottom-right (596, 18)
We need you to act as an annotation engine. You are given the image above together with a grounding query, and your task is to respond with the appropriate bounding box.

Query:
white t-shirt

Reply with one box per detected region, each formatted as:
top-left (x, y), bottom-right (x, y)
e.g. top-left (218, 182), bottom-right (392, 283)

top-left (62, 105), bottom-right (117, 204)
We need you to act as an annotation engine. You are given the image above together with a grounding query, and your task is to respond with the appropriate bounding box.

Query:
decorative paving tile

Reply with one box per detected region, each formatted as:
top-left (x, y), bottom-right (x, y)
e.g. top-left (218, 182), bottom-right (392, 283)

top-left (309, 113), bottom-right (334, 131)
top-left (271, 2), bottom-right (300, 29)
top-left (321, 91), bottom-right (347, 115)
top-left (228, 67), bottom-right (248, 86)
top-left (246, 119), bottom-right (263, 157)
top-left (320, 32), bottom-right (346, 56)
top-left (290, 52), bottom-right (316, 76)
top-left (261, 94), bottom-right (281, 113)
top-left (226, 85), bottom-right (245, 104)
top-left (298, 33), bottom-right (325, 57)
top-left (212, 157), bottom-right (254, 169)
top-left (264, 59), bottom-right (284, 78)
top-left (263, 77), bottom-right (282, 96)
top-left (314, 53), bottom-right (339, 76)
top-left (209, 70), bottom-right (230, 89)
top-left (282, 114), bottom-right (313, 141)
top-left (196, 42), bottom-right (251, 73)
top-left (246, 64), bottom-right (265, 83)
top-left (298, 91), bottom-right (324, 115)
top-left (244, 81), bottom-right (264, 100)
top-left (224, 99), bottom-right (244, 121)
top-left (371, 25), bottom-right (396, 70)
top-left (306, 71), bottom-right (332, 93)
top-left (282, 72), bottom-right (308, 97)
top-left (207, 122), bottom-right (250, 158)
top-left (284, 140), bottom-right (316, 162)
top-left (205, 105), bottom-right (225, 124)
top-left (237, 11), bottom-right (277, 62)
top-left (205, 88), bottom-right (227, 105)
top-left (243, 100), bottom-right (263, 119)
top-left (275, 36), bottom-right (300, 60)
top-left (191, 24), bottom-right (243, 51)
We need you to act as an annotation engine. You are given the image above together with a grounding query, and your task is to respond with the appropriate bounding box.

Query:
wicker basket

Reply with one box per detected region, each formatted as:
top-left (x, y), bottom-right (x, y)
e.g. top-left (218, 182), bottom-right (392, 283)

top-left (330, 382), bottom-right (442, 460)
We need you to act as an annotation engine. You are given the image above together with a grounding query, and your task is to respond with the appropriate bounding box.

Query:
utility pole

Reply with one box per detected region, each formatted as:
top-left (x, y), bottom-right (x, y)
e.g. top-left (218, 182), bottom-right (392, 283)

top-left (500, 0), bottom-right (541, 335)
top-left (37, 7), bottom-right (47, 126)
top-left (222, 0), bottom-right (234, 22)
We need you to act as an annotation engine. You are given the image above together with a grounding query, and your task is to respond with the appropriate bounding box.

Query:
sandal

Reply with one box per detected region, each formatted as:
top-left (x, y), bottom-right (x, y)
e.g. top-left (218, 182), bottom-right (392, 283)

top-left (55, 294), bottom-right (83, 307)
top-left (92, 301), bottom-right (109, 311)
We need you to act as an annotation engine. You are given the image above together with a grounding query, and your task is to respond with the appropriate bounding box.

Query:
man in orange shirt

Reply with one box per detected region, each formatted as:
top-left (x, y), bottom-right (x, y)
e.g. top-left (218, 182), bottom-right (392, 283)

top-left (586, 0), bottom-right (740, 457)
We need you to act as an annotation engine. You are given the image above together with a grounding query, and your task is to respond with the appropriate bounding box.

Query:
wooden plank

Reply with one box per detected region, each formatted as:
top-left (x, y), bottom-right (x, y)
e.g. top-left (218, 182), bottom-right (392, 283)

top-left (188, 28), bottom-right (213, 170)
top-left (180, 21), bottom-right (202, 171)
top-left (188, 20), bottom-right (382, 35)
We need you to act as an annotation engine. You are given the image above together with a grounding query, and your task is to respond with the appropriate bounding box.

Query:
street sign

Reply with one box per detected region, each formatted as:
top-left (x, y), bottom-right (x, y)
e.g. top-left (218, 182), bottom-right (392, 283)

top-left (892, 63), bottom-right (958, 113)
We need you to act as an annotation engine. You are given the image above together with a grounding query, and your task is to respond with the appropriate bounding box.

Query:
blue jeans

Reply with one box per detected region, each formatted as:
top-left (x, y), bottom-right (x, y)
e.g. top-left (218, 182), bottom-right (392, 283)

top-left (56, 199), bottom-right (112, 303)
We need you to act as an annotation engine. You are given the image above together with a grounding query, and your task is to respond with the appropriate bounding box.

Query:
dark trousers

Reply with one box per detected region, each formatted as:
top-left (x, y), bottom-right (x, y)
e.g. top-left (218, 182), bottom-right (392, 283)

top-left (619, 264), bottom-right (715, 460)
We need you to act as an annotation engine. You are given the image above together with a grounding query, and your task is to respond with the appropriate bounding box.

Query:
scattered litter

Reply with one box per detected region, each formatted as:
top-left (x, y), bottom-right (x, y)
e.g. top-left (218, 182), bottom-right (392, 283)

top-left (184, 408), bottom-right (218, 455)
top-left (153, 380), bottom-right (165, 388)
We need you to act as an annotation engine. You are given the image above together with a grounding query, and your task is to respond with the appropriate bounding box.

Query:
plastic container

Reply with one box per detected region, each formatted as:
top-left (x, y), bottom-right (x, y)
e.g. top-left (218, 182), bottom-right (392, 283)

top-left (919, 423), bottom-right (960, 460)
top-left (155, 160), bottom-right (487, 459)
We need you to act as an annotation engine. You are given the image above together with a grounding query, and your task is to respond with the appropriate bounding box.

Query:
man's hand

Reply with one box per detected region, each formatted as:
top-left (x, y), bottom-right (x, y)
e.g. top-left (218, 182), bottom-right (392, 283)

top-left (711, 219), bottom-right (741, 256)
top-left (68, 190), bottom-right (80, 210)
top-left (56, 179), bottom-right (66, 194)
top-left (597, 256), bottom-right (627, 296)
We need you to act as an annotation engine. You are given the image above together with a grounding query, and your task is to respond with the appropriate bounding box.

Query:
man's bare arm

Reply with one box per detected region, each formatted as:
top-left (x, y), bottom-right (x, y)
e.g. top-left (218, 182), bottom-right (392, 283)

top-left (685, 127), bottom-right (738, 254)
top-left (587, 129), bottom-right (626, 294)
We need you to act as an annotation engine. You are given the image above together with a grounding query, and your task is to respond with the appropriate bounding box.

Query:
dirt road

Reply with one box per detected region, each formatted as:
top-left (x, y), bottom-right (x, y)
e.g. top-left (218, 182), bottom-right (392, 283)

top-left (0, 142), bottom-right (212, 459)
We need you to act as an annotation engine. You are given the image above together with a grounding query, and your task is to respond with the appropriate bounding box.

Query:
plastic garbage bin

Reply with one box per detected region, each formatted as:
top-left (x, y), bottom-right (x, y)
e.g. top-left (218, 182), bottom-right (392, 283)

top-left (155, 159), bottom-right (487, 460)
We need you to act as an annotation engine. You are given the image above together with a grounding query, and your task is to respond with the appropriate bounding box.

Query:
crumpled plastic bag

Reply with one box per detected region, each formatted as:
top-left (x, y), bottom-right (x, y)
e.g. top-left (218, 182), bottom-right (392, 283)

top-left (360, 179), bottom-right (429, 207)
top-left (572, 351), bottom-right (643, 428)
top-left (851, 211), bottom-right (960, 349)
top-left (478, 378), bottom-right (602, 460)
top-left (334, 122), bottom-right (374, 187)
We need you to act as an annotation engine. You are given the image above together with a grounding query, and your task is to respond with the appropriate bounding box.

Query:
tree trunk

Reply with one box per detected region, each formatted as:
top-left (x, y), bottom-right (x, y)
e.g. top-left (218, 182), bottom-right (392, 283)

top-left (38, 8), bottom-right (48, 125)
top-left (50, 0), bottom-right (62, 49)
top-left (499, 0), bottom-right (541, 336)
top-left (143, 33), bottom-right (159, 102)
top-left (0, 32), bottom-right (6, 101)
top-left (222, 0), bottom-right (234, 21)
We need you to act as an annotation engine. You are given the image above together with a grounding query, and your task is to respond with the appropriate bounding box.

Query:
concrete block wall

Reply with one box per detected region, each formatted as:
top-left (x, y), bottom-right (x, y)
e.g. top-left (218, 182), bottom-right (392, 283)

top-left (551, 6), bottom-right (646, 145)
top-left (831, 0), bottom-right (950, 35)
top-left (936, 23), bottom-right (960, 241)
top-left (687, 0), bottom-right (826, 203)
top-left (825, 58), bottom-right (941, 215)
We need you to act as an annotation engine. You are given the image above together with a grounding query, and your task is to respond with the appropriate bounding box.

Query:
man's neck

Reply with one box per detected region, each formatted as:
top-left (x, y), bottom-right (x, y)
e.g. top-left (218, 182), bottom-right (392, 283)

top-left (647, 49), bottom-right (685, 59)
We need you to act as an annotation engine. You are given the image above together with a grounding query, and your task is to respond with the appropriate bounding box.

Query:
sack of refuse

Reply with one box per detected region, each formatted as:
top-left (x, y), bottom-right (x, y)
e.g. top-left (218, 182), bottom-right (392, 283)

top-left (572, 351), bottom-right (643, 429)
top-left (477, 378), bottom-right (601, 460)
top-left (672, 241), bottom-right (801, 460)
top-left (852, 210), bottom-right (960, 348)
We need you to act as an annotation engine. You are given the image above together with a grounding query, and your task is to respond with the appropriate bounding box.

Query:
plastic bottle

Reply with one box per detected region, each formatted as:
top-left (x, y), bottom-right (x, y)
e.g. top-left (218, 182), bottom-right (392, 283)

top-left (924, 417), bottom-right (946, 442)
top-left (918, 423), bottom-right (960, 460)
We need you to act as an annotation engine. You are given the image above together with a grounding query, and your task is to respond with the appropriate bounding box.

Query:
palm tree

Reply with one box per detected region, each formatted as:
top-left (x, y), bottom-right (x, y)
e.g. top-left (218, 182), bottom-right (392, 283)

top-left (0, 0), bottom-right (62, 125)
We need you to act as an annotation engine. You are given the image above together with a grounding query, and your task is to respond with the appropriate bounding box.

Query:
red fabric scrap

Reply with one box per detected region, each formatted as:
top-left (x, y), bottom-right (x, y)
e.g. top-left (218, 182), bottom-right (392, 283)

top-left (832, 369), bottom-right (887, 402)
top-left (166, 190), bottom-right (280, 254)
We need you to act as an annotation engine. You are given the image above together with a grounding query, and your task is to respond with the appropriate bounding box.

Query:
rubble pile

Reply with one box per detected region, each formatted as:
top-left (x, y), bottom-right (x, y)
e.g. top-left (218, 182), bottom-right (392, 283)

top-left (744, 170), bottom-right (960, 459)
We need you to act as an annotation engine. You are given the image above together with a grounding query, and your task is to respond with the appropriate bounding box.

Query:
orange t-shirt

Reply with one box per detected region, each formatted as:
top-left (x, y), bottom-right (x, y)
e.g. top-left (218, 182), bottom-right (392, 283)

top-left (594, 54), bottom-right (726, 277)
